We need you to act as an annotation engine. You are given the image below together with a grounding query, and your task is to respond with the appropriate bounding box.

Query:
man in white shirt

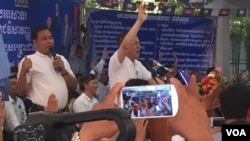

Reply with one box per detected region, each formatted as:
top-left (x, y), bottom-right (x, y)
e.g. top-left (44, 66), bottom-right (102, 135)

top-left (8, 75), bottom-right (27, 124)
top-left (17, 26), bottom-right (78, 112)
top-left (108, 4), bottom-right (163, 106)
top-left (3, 101), bottom-right (20, 141)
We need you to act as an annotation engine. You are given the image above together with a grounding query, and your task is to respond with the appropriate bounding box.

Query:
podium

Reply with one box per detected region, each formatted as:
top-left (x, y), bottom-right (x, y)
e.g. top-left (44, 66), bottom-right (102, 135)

top-left (13, 108), bottom-right (136, 141)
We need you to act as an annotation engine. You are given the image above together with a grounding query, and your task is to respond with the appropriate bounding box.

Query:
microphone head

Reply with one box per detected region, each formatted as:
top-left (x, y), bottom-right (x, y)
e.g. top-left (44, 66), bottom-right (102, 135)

top-left (49, 47), bottom-right (56, 58)
top-left (152, 60), bottom-right (161, 67)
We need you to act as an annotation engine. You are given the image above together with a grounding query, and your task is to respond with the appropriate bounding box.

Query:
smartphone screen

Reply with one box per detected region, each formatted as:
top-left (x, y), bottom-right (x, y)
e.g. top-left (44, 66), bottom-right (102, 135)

top-left (120, 84), bottom-right (178, 119)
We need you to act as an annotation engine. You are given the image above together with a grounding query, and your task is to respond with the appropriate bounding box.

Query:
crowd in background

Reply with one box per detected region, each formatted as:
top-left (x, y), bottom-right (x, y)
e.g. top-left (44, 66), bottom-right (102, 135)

top-left (1, 3), bottom-right (250, 141)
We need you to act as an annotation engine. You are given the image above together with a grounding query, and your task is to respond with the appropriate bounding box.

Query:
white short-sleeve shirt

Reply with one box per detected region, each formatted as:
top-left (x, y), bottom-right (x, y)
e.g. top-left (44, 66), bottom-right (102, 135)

top-left (108, 51), bottom-right (151, 105)
top-left (9, 96), bottom-right (27, 124)
top-left (109, 51), bottom-right (151, 88)
top-left (3, 101), bottom-right (20, 132)
top-left (72, 92), bottom-right (99, 113)
top-left (17, 51), bottom-right (75, 109)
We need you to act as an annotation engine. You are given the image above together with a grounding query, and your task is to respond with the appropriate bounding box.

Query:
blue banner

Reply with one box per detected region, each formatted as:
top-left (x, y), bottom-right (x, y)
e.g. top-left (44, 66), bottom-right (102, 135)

top-left (86, 10), bottom-right (216, 76)
top-left (0, 0), bottom-right (78, 66)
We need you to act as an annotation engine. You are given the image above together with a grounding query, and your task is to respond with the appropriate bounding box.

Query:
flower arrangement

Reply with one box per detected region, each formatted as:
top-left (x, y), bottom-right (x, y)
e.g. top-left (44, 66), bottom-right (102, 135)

top-left (198, 67), bottom-right (228, 96)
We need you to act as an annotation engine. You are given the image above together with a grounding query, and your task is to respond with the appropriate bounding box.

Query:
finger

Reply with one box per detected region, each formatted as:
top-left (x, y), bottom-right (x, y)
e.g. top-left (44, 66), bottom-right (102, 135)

top-left (186, 75), bottom-right (199, 100)
top-left (137, 119), bottom-right (143, 127)
top-left (0, 102), bottom-right (5, 112)
top-left (54, 99), bottom-right (58, 112)
top-left (104, 82), bottom-right (124, 105)
top-left (50, 93), bottom-right (56, 99)
top-left (170, 77), bottom-right (186, 99)
top-left (142, 4), bottom-right (148, 11)
top-left (144, 120), bottom-right (148, 127)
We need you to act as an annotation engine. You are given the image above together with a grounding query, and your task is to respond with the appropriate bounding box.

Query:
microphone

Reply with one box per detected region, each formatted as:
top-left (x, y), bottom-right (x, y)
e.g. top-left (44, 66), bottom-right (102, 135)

top-left (49, 47), bottom-right (57, 60)
top-left (142, 61), bottom-right (160, 77)
top-left (152, 60), bottom-right (173, 73)
top-left (49, 47), bottom-right (61, 72)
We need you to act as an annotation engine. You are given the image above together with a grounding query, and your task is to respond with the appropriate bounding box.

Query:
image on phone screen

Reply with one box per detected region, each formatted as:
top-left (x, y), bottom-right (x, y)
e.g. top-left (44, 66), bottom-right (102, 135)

top-left (121, 85), bottom-right (178, 119)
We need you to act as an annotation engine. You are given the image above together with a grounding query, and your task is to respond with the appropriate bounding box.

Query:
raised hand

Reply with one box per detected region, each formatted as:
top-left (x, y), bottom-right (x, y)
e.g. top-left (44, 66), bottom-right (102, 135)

top-left (134, 119), bottom-right (148, 141)
top-left (168, 75), bottom-right (213, 141)
top-left (55, 3), bottom-right (59, 16)
top-left (21, 56), bottom-right (32, 74)
top-left (137, 3), bottom-right (148, 23)
top-left (102, 47), bottom-right (108, 61)
top-left (172, 52), bottom-right (178, 63)
top-left (79, 83), bottom-right (124, 141)
top-left (90, 58), bottom-right (97, 70)
top-left (158, 49), bottom-right (163, 62)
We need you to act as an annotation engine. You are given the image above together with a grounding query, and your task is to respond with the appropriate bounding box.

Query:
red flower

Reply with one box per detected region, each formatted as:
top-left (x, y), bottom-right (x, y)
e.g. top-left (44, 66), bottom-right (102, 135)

top-left (214, 76), bottom-right (221, 81)
top-left (202, 77), bottom-right (209, 84)
top-left (198, 71), bottom-right (228, 95)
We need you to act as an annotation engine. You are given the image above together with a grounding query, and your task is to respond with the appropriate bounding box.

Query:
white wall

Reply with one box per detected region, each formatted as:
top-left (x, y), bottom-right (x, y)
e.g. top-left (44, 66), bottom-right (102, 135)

top-left (205, 0), bottom-right (248, 80)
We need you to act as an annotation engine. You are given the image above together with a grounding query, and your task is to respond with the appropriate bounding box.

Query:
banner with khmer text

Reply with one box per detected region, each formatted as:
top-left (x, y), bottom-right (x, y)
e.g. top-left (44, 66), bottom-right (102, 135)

top-left (0, 0), bottom-right (76, 66)
top-left (86, 10), bottom-right (216, 76)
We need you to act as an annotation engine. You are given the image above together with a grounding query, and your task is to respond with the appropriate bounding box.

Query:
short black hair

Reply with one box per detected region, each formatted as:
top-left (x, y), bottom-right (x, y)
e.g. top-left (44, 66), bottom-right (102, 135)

top-left (8, 74), bottom-right (17, 79)
top-left (117, 30), bottom-right (129, 47)
top-left (10, 66), bottom-right (18, 74)
top-left (220, 83), bottom-right (250, 119)
top-left (125, 79), bottom-right (149, 87)
top-left (31, 26), bottom-right (50, 40)
top-left (79, 73), bottom-right (97, 91)
top-left (75, 73), bottom-right (83, 80)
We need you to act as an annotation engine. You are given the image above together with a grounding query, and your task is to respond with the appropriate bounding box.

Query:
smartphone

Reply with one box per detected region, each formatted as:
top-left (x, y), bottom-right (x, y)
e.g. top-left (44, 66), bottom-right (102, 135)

top-left (176, 70), bottom-right (189, 85)
top-left (120, 84), bottom-right (178, 119)
top-left (210, 117), bottom-right (226, 127)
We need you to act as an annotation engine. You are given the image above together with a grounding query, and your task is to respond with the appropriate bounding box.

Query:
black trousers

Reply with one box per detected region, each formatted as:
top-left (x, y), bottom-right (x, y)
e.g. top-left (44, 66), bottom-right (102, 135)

top-left (3, 130), bottom-right (14, 141)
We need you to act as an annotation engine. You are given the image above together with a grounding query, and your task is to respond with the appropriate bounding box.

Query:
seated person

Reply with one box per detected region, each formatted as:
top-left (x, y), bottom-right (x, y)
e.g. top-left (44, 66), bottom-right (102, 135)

top-left (77, 75), bottom-right (214, 141)
top-left (73, 73), bottom-right (99, 113)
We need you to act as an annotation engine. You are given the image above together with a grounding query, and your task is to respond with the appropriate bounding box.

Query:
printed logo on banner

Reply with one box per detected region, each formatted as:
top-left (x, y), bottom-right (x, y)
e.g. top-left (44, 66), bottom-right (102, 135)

top-left (162, 6), bottom-right (176, 15)
top-left (218, 9), bottom-right (230, 16)
top-left (14, 0), bottom-right (29, 8)
top-left (158, 3), bottom-right (165, 11)
top-left (199, 8), bottom-right (212, 16)
top-left (236, 9), bottom-right (247, 17)
top-left (123, 1), bottom-right (137, 11)
top-left (147, 3), bottom-right (156, 11)
top-left (182, 8), bottom-right (195, 15)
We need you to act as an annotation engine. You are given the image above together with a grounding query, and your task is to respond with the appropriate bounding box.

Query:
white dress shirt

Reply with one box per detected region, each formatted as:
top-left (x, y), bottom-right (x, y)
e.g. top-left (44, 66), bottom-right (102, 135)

top-left (9, 96), bottom-right (27, 124)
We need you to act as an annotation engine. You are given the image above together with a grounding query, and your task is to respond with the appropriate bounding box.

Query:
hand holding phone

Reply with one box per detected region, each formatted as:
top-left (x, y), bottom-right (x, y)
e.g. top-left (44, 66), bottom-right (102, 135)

top-left (176, 70), bottom-right (189, 85)
top-left (120, 84), bottom-right (178, 119)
